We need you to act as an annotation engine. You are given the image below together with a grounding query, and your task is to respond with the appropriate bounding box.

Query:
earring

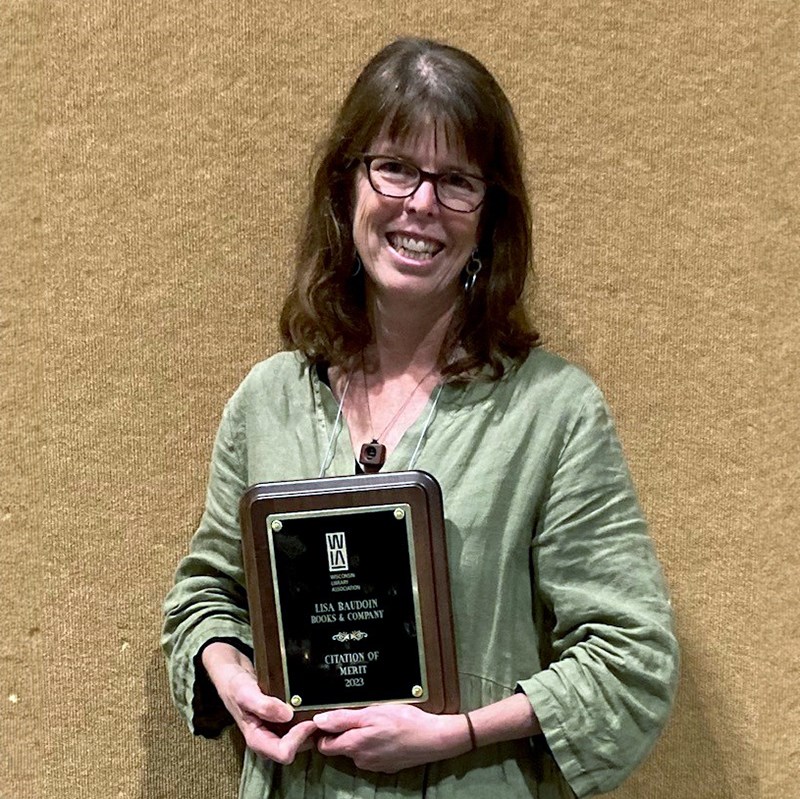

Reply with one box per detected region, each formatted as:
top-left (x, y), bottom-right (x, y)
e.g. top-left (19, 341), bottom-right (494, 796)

top-left (352, 253), bottom-right (363, 277)
top-left (463, 250), bottom-right (482, 292)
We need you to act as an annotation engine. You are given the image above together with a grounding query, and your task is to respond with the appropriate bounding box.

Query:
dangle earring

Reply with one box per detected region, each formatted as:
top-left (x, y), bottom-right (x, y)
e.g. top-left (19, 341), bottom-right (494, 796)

top-left (352, 253), bottom-right (363, 277)
top-left (463, 249), bottom-right (482, 292)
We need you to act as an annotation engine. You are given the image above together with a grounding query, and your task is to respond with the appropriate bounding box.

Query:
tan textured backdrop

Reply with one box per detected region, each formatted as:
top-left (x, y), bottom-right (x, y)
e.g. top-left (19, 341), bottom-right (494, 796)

top-left (2, 2), bottom-right (797, 797)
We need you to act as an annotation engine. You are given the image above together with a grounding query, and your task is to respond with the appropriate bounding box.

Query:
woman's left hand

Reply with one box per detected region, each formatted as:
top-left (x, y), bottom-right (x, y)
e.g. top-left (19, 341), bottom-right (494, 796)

top-left (313, 704), bottom-right (470, 773)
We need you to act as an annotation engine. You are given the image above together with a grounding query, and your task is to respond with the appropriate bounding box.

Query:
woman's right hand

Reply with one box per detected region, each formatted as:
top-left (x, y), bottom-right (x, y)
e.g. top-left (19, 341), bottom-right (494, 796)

top-left (201, 641), bottom-right (318, 764)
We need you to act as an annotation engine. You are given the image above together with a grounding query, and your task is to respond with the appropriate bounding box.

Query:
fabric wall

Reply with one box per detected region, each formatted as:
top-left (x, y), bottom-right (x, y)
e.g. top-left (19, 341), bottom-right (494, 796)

top-left (2, 2), bottom-right (796, 797)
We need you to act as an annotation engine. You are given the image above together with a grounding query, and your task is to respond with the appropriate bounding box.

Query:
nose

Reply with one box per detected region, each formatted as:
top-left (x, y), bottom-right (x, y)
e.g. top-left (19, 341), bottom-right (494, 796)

top-left (405, 176), bottom-right (439, 214)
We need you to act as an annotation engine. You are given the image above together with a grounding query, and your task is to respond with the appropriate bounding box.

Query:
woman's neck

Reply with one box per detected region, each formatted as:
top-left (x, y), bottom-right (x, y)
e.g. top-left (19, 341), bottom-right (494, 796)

top-left (365, 288), bottom-right (458, 380)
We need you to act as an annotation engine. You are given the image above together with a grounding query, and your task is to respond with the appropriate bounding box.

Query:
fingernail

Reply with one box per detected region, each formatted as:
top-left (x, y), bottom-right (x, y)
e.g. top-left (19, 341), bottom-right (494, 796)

top-left (314, 712), bottom-right (329, 723)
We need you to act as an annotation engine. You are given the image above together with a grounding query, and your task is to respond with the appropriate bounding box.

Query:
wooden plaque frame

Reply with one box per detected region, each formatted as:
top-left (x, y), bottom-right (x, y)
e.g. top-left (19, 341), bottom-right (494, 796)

top-left (239, 470), bottom-right (459, 725)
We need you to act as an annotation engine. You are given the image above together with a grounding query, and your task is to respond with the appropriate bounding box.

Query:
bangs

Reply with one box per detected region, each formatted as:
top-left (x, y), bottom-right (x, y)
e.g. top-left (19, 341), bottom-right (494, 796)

top-left (352, 78), bottom-right (495, 174)
top-left (390, 102), bottom-right (482, 160)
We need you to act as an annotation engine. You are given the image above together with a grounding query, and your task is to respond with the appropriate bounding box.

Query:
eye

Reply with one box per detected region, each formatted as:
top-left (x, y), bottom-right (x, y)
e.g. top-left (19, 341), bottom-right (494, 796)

top-left (372, 158), bottom-right (418, 181)
top-left (441, 172), bottom-right (482, 194)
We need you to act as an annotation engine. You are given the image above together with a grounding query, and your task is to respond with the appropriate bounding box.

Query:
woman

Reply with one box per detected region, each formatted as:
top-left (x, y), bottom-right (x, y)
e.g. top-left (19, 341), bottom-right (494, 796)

top-left (162, 37), bottom-right (678, 798)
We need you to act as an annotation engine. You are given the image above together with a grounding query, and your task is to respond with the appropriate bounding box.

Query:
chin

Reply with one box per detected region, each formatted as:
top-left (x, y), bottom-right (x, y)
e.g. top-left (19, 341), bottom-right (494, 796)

top-left (370, 273), bottom-right (460, 303)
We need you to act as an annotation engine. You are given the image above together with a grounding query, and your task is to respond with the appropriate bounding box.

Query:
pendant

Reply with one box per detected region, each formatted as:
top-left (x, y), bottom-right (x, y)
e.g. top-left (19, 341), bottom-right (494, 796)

top-left (359, 438), bottom-right (386, 473)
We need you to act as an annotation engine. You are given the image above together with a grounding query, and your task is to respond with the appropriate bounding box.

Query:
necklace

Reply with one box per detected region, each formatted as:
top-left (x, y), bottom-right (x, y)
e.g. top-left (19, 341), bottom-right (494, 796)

top-left (318, 371), bottom-right (351, 478)
top-left (317, 368), bottom-right (444, 478)
top-left (358, 354), bottom-right (439, 473)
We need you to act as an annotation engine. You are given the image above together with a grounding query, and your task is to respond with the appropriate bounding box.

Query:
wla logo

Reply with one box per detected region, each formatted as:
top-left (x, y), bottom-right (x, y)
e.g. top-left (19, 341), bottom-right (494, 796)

top-left (325, 531), bottom-right (349, 572)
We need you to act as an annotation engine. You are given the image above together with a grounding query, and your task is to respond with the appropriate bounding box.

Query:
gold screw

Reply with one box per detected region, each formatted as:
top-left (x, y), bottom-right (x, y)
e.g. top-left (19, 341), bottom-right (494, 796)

top-left (271, 519), bottom-right (283, 532)
top-left (394, 507), bottom-right (405, 520)
top-left (290, 695), bottom-right (302, 707)
top-left (411, 685), bottom-right (423, 698)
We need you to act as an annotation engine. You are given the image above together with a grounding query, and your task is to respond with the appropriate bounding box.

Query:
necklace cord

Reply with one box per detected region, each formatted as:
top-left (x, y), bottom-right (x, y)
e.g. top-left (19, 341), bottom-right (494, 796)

top-left (318, 363), bottom-right (444, 477)
top-left (407, 382), bottom-right (444, 470)
top-left (318, 372), bottom-right (351, 478)
top-left (362, 355), bottom-right (439, 444)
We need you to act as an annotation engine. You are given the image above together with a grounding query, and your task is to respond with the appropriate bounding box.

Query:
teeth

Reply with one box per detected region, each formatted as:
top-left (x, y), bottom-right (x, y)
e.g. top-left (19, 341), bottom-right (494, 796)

top-left (389, 234), bottom-right (442, 256)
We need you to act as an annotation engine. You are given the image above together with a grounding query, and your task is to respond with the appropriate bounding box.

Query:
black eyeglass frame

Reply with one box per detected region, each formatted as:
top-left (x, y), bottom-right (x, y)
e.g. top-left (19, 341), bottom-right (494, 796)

top-left (358, 155), bottom-right (489, 213)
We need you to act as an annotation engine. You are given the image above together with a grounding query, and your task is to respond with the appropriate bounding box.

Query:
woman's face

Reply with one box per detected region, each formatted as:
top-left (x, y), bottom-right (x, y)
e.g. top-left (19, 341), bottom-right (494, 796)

top-left (352, 131), bottom-right (482, 308)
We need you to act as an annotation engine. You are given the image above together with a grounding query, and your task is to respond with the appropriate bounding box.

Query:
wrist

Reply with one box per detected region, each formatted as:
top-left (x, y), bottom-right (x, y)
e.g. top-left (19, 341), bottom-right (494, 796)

top-left (437, 712), bottom-right (475, 758)
top-left (201, 641), bottom-right (255, 690)
top-left (463, 694), bottom-right (542, 748)
top-left (464, 711), bottom-right (478, 751)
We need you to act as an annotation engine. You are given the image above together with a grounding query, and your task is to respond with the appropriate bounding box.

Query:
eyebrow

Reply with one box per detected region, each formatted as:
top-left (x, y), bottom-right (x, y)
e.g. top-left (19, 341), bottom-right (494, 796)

top-left (379, 151), bottom-right (482, 176)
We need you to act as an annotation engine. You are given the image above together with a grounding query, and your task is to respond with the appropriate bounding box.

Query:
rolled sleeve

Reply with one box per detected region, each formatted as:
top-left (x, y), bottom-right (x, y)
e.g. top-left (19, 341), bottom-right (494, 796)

top-left (161, 400), bottom-right (254, 737)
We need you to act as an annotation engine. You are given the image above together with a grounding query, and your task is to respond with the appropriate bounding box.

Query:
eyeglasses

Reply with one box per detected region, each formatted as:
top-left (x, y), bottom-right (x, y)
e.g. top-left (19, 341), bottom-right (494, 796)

top-left (360, 155), bottom-right (487, 213)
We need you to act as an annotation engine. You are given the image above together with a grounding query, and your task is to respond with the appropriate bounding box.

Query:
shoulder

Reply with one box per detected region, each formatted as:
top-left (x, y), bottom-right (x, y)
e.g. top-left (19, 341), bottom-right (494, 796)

top-left (242, 349), bottom-right (309, 384)
top-left (217, 351), bottom-right (313, 438)
top-left (468, 349), bottom-right (617, 457)
top-left (229, 350), bottom-right (309, 403)
top-left (500, 348), bottom-right (601, 409)
top-left (445, 349), bottom-right (607, 455)
top-left (455, 348), bottom-right (602, 412)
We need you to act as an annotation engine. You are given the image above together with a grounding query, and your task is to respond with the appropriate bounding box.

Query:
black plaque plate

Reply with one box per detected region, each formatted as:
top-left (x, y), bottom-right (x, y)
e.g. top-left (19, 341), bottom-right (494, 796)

top-left (239, 471), bottom-right (459, 724)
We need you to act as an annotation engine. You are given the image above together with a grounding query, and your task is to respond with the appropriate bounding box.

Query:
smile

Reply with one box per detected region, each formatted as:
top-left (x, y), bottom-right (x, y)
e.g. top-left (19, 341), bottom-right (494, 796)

top-left (386, 232), bottom-right (444, 262)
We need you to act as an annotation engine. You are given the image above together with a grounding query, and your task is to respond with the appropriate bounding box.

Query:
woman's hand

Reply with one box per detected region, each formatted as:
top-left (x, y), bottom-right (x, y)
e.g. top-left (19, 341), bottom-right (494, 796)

top-left (201, 642), bottom-right (317, 764)
top-left (313, 704), bottom-right (471, 773)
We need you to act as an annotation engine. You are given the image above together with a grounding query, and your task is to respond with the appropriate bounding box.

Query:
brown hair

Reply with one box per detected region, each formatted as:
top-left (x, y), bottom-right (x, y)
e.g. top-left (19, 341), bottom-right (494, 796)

top-left (279, 37), bottom-right (540, 380)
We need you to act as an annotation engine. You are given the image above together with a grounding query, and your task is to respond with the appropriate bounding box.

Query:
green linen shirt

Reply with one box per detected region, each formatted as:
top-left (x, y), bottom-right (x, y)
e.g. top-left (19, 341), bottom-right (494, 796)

top-left (162, 348), bottom-right (678, 799)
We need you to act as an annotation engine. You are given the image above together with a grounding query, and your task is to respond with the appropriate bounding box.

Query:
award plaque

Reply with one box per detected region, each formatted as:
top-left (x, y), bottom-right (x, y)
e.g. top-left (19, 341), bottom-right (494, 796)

top-left (239, 470), bottom-right (459, 725)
